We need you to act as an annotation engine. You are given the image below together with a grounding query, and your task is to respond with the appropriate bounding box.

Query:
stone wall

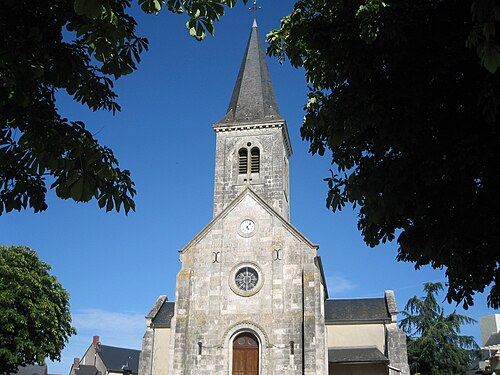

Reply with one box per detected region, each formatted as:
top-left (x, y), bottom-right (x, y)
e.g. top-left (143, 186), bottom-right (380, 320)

top-left (213, 123), bottom-right (290, 221)
top-left (170, 192), bottom-right (326, 374)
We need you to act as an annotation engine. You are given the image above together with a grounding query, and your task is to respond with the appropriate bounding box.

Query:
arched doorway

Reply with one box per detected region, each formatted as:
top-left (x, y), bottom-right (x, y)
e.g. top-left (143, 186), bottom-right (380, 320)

top-left (232, 332), bottom-right (259, 375)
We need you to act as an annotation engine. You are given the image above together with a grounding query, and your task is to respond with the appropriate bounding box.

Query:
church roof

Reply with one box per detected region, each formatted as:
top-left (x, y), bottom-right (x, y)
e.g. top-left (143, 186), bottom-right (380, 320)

top-left (216, 21), bottom-right (281, 125)
top-left (328, 347), bottom-right (389, 364)
top-left (324, 298), bottom-right (391, 323)
top-left (152, 301), bottom-right (175, 328)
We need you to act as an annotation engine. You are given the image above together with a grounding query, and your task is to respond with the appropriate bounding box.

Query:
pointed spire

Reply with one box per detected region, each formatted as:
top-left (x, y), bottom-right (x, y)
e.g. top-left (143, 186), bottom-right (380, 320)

top-left (217, 22), bottom-right (281, 124)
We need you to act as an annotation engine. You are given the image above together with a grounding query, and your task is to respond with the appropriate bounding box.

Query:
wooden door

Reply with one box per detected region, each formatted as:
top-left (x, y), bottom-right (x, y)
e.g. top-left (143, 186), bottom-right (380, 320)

top-left (232, 333), bottom-right (259, 375)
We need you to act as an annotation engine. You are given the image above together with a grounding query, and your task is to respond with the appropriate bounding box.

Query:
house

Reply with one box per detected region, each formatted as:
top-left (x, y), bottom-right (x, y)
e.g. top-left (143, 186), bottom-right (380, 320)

top-left (71, 336), bottom-right (140, 375)
top-left (466, 314), bottom-right (500, 375)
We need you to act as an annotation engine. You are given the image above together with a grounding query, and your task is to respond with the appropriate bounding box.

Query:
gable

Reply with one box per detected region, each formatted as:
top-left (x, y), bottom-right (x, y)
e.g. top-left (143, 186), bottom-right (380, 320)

top-left (180, 188), bottom-right (318, 254)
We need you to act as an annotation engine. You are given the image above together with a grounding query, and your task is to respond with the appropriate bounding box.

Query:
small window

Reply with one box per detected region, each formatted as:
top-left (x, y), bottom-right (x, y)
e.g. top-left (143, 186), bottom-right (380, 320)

top-left (238, 146), bottom-right (260, 177)
top-left (250, 147), bottom-right (260, 173)
top-left (238, 148), bottom-right (248, 174)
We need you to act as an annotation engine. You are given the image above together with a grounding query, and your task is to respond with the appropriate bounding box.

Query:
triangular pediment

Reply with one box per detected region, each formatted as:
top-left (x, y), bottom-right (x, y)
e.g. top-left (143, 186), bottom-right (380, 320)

top-left (180, 188), bottom-right (318, 253)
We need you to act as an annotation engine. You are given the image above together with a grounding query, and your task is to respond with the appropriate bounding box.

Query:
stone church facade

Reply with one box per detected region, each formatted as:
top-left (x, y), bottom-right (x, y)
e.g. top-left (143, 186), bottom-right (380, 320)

top-left (139, 21), bottom-right (410, 375)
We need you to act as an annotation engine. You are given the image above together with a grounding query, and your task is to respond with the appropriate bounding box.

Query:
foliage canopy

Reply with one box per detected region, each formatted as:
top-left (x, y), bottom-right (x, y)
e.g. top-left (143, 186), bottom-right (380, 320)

top-left (268, 0), bottom-right (500, 308)
top-left (0, 245), bottom-right (76, 373)
top-left (0, 0), bottom-right (242, 216)
top-left (400, 282), bottom-right (479, 375)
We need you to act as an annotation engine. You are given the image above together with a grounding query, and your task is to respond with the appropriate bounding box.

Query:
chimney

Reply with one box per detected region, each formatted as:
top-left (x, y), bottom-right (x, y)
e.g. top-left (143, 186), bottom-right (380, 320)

top-left (73, 358), bottom-right (80, 369)
top-left (92, 335), bottom-right (100, 348)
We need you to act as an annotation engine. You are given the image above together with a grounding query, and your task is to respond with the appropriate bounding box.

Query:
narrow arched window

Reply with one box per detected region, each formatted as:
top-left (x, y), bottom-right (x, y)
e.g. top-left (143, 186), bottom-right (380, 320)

top-left (238, 144), bottom-right (260, 180)
top-left (238, 148), bottom-right (248, 174)
top-left (250, 147), bottom-right (260, 173)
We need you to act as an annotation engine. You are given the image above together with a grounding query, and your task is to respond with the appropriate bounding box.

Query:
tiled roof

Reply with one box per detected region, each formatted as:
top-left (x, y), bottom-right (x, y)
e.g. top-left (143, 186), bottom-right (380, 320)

top-left (325, 298), bottom-right (390, 323)
top-left (328, 347), bottom-right (389, 364)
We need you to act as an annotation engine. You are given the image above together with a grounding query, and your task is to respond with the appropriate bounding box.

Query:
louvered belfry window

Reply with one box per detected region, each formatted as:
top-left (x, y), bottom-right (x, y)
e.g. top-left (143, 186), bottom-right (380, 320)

top-left (238, 145), bottom-right (260, 177)
top-left (250, 147), bottom-right (260, 173)
top-left (239, 148), bottom-right (248, 174)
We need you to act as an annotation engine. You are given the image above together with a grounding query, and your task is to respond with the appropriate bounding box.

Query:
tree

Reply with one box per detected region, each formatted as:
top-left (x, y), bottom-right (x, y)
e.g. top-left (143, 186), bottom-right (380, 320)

top-left (400, 282), bottom-right (479, 375)
top-left (0, 245), bottom-right (76, 373)
top-left (267, 0), bottom-right (500, 308)
top-left (0, 0), bottom-right (242, 216)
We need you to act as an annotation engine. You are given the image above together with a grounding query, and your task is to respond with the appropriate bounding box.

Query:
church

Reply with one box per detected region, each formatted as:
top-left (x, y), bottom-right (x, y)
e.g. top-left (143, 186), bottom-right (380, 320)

top-left (138, 20), bottom-right (410, 375)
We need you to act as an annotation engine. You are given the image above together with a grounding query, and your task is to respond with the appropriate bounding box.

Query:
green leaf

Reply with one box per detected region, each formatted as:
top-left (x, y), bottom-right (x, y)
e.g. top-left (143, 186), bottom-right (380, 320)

top-left (481, 42), bottom-right (500, 73)
top-left (204, 20), bottom-right (214, 36)
top-left (70, 177), bottom-right (85, 201)
top-left (74, 0), bottom-right (104, 19)
top-left (106, 196), bottom-right (114, 211)
top-left (139, 0), bottom-right (163, 13)
top-left (80, 180), bottom-right (95, 202)
top-left (98, 196), bottom-right (106, 208)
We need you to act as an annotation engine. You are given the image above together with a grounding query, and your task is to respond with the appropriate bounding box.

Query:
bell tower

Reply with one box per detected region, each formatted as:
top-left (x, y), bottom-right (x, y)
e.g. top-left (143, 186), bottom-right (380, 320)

top-left (138, 12), bottom-right (410, 375)
top-left (212, 20), bottom-right (292, 221)
top-left (164, 19), bottom-right (326, 375)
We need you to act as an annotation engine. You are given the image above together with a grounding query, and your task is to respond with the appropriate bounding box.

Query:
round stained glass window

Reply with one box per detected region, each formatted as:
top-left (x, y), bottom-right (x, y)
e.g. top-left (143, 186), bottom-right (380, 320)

top-left (229, 263), bottom-right (263, 297)
top-left (235, 267), bottom-right (259, 291)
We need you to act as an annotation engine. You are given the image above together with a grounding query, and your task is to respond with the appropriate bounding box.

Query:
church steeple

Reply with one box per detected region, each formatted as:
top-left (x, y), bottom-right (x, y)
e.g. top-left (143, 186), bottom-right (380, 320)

top-left (216, 21), bottom-right (281, 124)
top-left (213, 22), bottom-right (292, 220)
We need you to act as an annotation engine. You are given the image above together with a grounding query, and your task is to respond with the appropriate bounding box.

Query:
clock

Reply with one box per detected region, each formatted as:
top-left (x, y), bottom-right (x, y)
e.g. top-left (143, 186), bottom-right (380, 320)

top-left (240, 219), bottom-right (255, 234)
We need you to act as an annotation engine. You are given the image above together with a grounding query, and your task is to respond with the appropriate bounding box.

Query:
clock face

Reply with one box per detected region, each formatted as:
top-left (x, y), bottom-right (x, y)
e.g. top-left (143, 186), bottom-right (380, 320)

top-left (235, 267), bottom-right (259, 291)
top-left (240, 219), bottom-right (255, 234)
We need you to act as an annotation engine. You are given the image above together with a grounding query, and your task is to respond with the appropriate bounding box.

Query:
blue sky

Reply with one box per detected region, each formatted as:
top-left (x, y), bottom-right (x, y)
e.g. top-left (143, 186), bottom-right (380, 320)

top-left (1, 1), bottom-right (498, 373)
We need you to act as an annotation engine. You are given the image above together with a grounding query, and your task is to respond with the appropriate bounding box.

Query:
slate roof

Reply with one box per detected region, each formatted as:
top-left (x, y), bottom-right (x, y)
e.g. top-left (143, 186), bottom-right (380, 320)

top-left (485, 332), bottom-right (500, 347)
top-left (328, 347), bottom-right (389, 364)
top-left (152, 301), bottom-right (175, 327)
top-left (74, 365), bottom-right (98, 375)
top-left (216, 20), bottom-right (281, 125)
top-left (325, 298), bottom-right (391, 323)
top-left (98, 345), bottom-right (141, 373)
top-left (12, 365), bottom-right (47, 375)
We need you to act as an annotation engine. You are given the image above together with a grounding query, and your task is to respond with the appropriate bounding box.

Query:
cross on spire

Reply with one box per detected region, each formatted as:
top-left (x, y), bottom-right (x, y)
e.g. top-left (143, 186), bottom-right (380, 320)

top-left (249, 0), bottom-right (261, 21)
